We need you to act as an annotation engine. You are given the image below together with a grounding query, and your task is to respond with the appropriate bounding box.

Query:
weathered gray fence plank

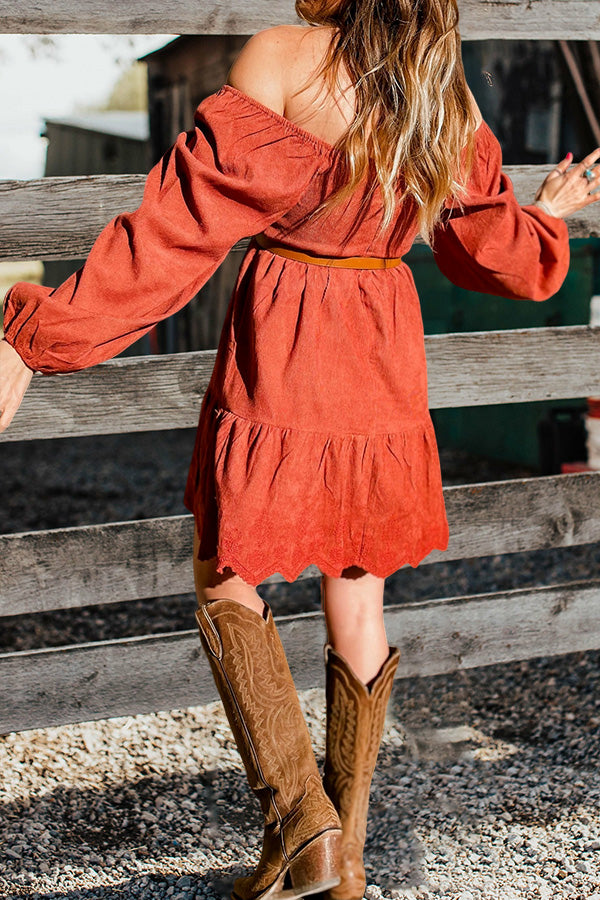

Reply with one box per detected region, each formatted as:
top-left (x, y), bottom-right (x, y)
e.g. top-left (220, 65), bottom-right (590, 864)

top-left (2, 578), bottom-right (600, 734)
top-left (2, 326), bottom-right (599, 443)
top-left (0, 175), bottom-right (146, 262)
top-left (0, 0), bottom-right (597, 39)
top-left (0, 166), bottom-right (597, 262)
top-left (0, 516), bottom-right (197, 615)
top-left (426, 325), bottom-right (600, 406)
top-left (2, 471), bottom-right (599, 614)
top-left (0, 350), bottom-right (210, 442)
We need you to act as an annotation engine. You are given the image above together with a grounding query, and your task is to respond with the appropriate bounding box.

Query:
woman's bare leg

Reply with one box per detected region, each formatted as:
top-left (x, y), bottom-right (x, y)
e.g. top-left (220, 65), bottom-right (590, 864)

top-left (192, 522), bottom-right (265, 616)
top-left (321, 566), bottom-right (389, 685)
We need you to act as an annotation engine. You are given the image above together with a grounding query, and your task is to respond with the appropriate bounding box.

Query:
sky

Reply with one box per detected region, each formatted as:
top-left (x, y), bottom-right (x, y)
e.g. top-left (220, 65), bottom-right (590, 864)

top-left (0, 34), bottom-right (177, 179)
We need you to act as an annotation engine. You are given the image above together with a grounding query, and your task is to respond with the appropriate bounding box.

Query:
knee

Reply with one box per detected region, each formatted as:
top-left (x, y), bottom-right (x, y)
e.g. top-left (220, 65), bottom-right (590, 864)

top-left (193, 555), bottom-right (255, 607)
top-left (322, 572), bottom-right (385, 634)
top-left (192, 529), bottom-right (265, 615)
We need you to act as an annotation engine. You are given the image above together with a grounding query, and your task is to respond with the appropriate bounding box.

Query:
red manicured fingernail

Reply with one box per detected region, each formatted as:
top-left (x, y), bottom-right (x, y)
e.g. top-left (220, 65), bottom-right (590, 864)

top-left (567, 151), bottom-right (573, 158)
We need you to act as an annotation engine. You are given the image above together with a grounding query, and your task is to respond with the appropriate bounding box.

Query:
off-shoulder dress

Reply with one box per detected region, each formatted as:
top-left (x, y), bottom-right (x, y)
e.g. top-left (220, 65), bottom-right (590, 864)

top-left (2, 84), bottom-right (570, 586)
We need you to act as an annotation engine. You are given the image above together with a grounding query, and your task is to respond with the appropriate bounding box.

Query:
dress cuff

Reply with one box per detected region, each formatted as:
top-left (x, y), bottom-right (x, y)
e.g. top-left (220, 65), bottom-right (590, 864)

top-left (2, 285), bottom-right (41, 374)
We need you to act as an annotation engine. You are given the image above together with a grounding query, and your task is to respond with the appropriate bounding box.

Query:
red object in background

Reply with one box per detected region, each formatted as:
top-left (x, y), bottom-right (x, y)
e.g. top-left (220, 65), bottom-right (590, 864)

top-left (587, 397), bottom-right (600, 418)
top-left (561, 460), bottom-right (597, 472)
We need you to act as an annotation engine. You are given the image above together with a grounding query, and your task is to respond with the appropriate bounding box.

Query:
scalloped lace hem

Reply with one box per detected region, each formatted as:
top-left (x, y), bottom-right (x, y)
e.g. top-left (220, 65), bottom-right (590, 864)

top-left (193, 534), bottom-right (450, 587)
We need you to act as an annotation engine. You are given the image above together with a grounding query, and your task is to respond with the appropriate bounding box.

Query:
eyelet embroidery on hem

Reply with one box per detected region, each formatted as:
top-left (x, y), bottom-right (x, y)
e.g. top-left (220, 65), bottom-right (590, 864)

top-left (203, 534), bottom-right (450, 586)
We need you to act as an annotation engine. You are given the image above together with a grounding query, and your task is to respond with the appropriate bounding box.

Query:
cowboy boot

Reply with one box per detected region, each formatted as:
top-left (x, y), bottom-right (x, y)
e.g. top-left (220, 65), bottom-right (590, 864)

top-left (195, 597), bottom-right (342, 900)
top-left (321, 642), bottom-right (400, 900)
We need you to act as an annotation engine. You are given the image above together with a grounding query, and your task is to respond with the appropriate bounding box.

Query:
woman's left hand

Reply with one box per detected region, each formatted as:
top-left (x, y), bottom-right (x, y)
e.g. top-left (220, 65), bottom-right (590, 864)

top-left (535, 148), bottom-right (600, 218)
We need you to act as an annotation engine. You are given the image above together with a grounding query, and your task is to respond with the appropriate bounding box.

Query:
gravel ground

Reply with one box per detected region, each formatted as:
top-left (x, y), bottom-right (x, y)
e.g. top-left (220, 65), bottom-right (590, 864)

top-left (2, 428), bottom-right (600, 898)
top-left (2, 653), bottom-right (600, 900)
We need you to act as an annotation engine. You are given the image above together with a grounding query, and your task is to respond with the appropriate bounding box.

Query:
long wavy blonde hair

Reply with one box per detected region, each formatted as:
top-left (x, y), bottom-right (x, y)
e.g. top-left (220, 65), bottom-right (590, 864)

top-left (294, 0), bottom-right (479, 244)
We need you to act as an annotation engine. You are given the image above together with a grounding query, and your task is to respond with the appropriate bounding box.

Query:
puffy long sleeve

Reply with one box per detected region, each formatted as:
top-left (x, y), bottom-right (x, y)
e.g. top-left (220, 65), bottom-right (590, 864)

top-left (2, 86), bottom-right (328, 374)
top-left (430, 120), bottom-right (570, 301)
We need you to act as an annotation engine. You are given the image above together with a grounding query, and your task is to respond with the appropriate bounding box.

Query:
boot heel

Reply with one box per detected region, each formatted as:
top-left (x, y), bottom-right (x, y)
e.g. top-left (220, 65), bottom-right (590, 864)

top-left (286, 829), bottom-right (342, 897)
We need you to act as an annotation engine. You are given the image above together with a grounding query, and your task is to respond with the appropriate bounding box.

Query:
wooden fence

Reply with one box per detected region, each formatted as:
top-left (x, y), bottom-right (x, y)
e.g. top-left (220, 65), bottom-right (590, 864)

top-left (2, 0), bottom-right (600, 735)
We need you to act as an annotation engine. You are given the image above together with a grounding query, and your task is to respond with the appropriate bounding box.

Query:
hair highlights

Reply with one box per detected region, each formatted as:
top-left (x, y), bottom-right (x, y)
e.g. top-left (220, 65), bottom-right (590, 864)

top-left (294, 0), bottom-right (479, 244)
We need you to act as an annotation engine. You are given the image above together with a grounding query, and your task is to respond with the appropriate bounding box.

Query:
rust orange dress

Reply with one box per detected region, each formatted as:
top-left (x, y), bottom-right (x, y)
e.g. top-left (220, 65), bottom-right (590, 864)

top-left (3, 84), bottom-right (570, 585)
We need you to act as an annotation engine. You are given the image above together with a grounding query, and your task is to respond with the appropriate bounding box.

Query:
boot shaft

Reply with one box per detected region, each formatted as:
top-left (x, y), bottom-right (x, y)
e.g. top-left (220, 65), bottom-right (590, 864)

top-left (323, 644), bottom-right (400, 819)
top-left (322, 643), bottom-right (400, 899)
top-left (196, 598), bottom-right (336, 824)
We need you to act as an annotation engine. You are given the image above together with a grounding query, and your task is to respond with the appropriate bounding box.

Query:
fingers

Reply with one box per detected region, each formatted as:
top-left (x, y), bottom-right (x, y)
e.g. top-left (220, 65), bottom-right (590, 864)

top-left (0, 387), bottom-right (28, 432)
top-left (0, 339), bottom-right (34, 433)
top-left (578, 165), bottom-right (600, 207)
top-left (569, 146), bottom-right (600, 177)
top-left (0, 387), bottom-right (19, 431)
top-left (540, 148), bottom-right (600, 217)
top-left (552, 152), bottom-right (573, 176)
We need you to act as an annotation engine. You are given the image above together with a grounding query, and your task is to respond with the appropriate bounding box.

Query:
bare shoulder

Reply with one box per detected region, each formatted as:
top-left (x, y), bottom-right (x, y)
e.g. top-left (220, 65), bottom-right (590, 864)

top-left (226, 25), bottom-right (301, 113)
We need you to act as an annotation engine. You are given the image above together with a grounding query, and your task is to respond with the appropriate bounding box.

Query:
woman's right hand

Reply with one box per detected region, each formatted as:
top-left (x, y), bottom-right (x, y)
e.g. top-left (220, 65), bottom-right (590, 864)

top-left (535, 148), bottom-right (600, 218)
top-left (0, 337), bottom-right (34, 433)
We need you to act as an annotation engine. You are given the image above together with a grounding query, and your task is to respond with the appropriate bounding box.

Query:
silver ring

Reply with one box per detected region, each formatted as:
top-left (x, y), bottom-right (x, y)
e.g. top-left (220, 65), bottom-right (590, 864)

top-left (585, 167), bottom-right (595, 182)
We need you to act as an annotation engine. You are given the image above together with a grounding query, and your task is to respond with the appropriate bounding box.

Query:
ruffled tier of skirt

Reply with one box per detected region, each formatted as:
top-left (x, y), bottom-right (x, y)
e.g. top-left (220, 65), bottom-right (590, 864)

top-left (183, 387), bottom-right (450, 586)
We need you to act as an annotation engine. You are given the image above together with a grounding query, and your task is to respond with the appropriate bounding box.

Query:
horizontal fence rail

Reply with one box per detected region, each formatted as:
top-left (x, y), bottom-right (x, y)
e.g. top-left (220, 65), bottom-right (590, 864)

top-left (2, 325), bottom-right (599, 443)
top-left (2, 578), bottom-right (600, 734)
top-left (2, 472), bottom-right (599, 613)
top-left (0, 0), bottom-right (597, 39)
top-left (1, 167), bottom-right (598, 262)
top-left (0, 175), bottom-right (142, 262)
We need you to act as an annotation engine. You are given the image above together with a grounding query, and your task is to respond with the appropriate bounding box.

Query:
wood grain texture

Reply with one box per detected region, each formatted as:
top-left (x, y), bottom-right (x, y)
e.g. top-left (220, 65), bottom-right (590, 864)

top-left (2, 471), bottom-right (599, 613)
top-left (3, 326), bottom-right (600, 443)
top-left (0, 166), bottom-right (597, 262)
top-left (2, 578), bottom-right (600, 734)
top-left (425, 325), bottom-right (600, 408)
top-left (0, 175), bottom-right (146, 262)
top-left (0, 0), bottom-right (597, 38)
top-left (0, 350), bottom-right (211, 442)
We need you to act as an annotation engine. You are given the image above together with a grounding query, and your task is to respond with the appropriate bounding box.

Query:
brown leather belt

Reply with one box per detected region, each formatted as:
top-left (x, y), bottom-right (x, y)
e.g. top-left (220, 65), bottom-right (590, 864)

top-left (252, 232), bottom-right (404, 269)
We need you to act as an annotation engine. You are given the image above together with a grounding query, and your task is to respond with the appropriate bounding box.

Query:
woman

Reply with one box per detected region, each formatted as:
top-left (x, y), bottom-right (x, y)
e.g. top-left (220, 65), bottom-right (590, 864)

top-left (2, 2), bottom-right (599, 899)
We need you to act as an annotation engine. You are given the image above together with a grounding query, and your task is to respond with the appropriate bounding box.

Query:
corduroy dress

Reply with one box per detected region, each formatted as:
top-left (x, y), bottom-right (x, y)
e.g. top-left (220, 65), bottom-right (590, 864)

top-left (3, 84), bottom-right (570, 586)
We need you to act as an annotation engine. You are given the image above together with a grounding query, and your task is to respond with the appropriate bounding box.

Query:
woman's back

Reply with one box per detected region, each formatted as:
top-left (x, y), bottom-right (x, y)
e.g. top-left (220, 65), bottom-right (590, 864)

top-left (281, 25), bottom-right (365, 147)
top-left (228, 24), bottom-right (364, 151)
